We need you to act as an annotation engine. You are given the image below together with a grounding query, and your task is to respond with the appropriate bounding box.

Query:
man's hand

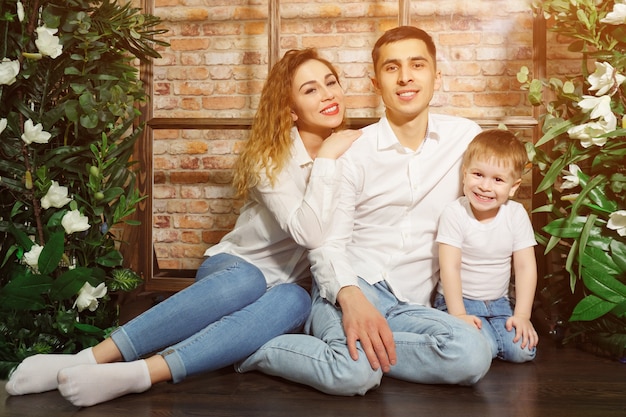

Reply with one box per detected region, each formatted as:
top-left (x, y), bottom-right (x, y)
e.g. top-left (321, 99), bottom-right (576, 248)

top-left (336, 286), bottom-right (396, 372)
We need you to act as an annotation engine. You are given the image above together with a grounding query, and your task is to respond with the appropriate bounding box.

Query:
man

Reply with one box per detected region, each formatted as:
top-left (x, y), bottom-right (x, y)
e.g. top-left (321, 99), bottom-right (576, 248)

top-left (237, 26), bottom-right (492, 395)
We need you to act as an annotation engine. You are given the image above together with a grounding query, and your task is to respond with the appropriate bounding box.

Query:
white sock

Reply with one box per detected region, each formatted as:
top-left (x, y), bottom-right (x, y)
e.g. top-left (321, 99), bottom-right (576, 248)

top-left (57, 360), bottom-right (152, 407)
top-left (5, 348), bottom-right (96, 395)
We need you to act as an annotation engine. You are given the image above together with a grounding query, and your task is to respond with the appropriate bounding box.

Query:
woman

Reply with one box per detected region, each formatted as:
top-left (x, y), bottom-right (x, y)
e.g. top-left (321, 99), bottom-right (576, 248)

top-left (5, 48), bottom-right (361, 407)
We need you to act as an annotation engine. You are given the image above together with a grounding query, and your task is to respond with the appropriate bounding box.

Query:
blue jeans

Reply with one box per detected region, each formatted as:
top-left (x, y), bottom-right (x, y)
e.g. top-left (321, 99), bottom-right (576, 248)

top-left (110, 253), bottom-right (311, 383)
top-left (236, 278), bottom-right (492, 395)
top-left (433, 293), bottom-right (536, 363)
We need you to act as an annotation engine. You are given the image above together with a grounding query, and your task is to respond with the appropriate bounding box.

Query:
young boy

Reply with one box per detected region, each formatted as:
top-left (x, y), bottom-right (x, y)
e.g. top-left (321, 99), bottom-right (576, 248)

top-left (434, 128), bottom-right (539, 363)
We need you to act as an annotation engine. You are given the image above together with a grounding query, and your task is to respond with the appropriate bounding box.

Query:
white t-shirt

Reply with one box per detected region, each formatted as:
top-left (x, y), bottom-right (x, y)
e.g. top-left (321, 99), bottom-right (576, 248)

top-left (309, 113), bottom-right (482, 306)
top-left (436, 196), bottom-right (537, 300)
top-left (205, 127), bottom-right (342, 288)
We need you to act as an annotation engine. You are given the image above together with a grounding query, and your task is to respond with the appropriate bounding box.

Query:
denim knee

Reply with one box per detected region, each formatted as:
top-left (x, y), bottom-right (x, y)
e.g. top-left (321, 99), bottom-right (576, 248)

top-left (267, 283), bottom-right (312, 331)
top-left (317, 345), bottom-right (383, 396)
top-left (447, 326), bottom-right (492, 385)
top-left (330, 365), bottom-right (382, 396)
top-left (501, 339), bottom-right (536, 363)
top-left (196, 253), bottom-right (264, 286)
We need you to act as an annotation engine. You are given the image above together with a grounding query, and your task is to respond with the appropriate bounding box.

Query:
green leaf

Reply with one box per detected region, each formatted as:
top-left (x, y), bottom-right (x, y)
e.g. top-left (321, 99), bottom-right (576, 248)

top-left (56, 309), bottom-right (77, 334)
top-left (571, 174), bottom-right (617, 214)
top-left (576, 214), bottom-right (596, 280)
top-left (109, 268), bottom-right (142, 292)
top-left (7, 223), bottom-right (34, 251)
top-left (74, 322), bottom-right (106, 334)
top-left (610, 300), bottom-right (626, 318)
top-left (38, 232), bottom-right (65, 276)
top-left (542, 216), bottom-right (589, 239)
top-left (96, 250), bottom-right (123, 268)
top-left (570, 294), bottom-right (616, 321)
top-left (0, 272), bottom-right (53, 311)
top-left (581, 246), bottom-right (621, 275)
top-left (581, 267), bottom-right (626, 303)
top-left (535, 118), bottom-right (574, 148)
top-left (536, 154), bottom-right (568, 193)
top-left (609, 239), bottom-right (626, 273)
top-left (49, 267), bottom-right (92, 301)
top-left (100, 187), bottom-right (124, 204)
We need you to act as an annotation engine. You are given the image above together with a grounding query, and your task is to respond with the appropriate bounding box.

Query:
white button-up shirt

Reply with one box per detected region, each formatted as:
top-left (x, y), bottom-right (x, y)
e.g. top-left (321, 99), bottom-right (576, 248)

top-left (309, 114), bottom-right (482, 306)
top-left (205, 127), bottom-right (342, 288)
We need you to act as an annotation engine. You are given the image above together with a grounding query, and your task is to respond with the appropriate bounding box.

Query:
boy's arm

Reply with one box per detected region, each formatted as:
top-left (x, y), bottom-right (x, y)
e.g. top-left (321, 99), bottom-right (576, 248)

top-left (439, 243), bottom-right (481, 329)
top-left (508, 246), bottom-right (539, 348)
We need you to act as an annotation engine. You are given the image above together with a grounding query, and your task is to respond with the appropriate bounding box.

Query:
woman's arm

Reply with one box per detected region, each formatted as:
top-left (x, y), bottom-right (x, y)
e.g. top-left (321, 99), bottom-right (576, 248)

top-left (256, 129), bottom-right (361, 249)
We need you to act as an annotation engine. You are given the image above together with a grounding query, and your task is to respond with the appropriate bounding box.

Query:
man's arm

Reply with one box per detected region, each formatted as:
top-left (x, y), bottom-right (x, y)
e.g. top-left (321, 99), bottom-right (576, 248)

top-left (336, 286), bottom-right (397, 372)
top-left (308, 139), bottom-right (396, 372)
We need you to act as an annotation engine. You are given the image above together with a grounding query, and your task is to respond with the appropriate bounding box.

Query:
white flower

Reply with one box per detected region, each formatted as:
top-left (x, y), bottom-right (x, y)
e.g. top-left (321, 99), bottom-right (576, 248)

top-left (61, 210), bottom-right (91, 234)
top-left (607, 210), bottom-right (626, 237)
top-left (569, 94), bottom-right (618, 147)
top-left (561, 193), bottom-right (579, 202)
top-left (21, 119), bottom-right (52, 144)
top-left (0, 118), bottom-right (6, 135)
top-left (601, 3), bottom-right (626, 25)
top-left (41, 181), bottom-right (72, 209)
top-left (561, 164), bottom-right (581, 189)
top-left (576, 95), bottom-right (613, 120)
top-left (587, 62), bottom-right (626, 96)
top-left (16, 1), bottom-right (24, 22)
top-left (23, 244), bottom-right (44, 269)
top-left (35, 25), bottom-right (63, 59)
top-left (74, 282), bottom-right (107, 312)
top-left (567, 115), bottom-right (617, 147)
top-left (0, 58), bottom-right (20, 85)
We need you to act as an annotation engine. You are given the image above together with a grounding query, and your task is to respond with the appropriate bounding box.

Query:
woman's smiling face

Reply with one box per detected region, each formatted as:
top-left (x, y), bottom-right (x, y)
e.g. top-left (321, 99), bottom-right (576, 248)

top-left (290, 59), bottom-right (345, 136)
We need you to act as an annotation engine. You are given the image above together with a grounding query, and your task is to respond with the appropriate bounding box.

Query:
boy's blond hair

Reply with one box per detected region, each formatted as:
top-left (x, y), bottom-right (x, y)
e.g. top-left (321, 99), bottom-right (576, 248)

top-left (463, 129), bottom-right (528, 178)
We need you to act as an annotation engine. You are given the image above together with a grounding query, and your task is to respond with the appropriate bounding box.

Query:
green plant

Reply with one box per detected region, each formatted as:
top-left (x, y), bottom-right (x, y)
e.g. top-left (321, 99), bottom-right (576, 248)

top-left (518, 0), bottom-right (626, 359)
top-left (0, 0), bottom-right (168, 377)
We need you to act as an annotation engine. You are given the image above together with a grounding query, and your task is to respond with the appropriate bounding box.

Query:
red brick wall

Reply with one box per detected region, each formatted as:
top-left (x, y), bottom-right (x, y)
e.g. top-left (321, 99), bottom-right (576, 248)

top-left (149, 0), bottom-right (554, 270)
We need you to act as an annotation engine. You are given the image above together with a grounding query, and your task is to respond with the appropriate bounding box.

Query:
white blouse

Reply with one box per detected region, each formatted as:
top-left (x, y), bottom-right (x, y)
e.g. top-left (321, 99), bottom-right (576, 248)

top-left (205, 127), bottom-right (342, 288)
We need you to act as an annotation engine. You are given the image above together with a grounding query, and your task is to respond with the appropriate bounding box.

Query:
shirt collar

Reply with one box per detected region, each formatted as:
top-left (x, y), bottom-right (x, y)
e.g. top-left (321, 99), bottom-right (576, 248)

top-left (376, 114), bottom-right (440, 152)
top-left (291, 127), bottom-right (314, 167)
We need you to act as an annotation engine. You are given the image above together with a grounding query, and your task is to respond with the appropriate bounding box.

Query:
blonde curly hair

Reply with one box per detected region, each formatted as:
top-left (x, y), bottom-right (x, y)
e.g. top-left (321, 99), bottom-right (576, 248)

top-left (233, 49), bottom-right (343, 200)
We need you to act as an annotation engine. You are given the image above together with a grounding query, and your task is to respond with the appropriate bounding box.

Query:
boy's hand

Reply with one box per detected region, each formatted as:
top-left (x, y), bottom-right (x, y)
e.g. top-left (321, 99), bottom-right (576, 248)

top-left (456, 314), bottom-right (482, 330)
top-left (506, 316), bottom-right (539, 349)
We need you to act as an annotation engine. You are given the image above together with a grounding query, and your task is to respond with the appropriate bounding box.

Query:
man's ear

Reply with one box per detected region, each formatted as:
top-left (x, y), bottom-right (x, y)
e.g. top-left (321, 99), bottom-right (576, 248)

top-left (434, 69), bottom-right (442, 91)
top-left (371, 76), bottom-right (381, 94)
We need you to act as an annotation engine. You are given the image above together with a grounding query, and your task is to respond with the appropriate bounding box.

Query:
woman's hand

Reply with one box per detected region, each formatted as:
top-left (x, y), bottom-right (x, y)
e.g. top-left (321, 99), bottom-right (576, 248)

top-left (317, 129), bottom-right (362, 159)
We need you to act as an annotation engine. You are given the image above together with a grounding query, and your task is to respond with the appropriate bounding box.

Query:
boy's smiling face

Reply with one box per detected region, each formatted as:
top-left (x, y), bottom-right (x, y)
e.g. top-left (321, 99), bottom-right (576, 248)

top-left (463, 157), bottom-right (522, 222)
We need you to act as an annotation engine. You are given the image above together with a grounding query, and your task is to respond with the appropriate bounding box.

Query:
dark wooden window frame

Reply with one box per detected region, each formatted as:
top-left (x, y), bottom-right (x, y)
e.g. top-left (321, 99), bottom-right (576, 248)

top-left (133, 0), bottom-right (546, 292)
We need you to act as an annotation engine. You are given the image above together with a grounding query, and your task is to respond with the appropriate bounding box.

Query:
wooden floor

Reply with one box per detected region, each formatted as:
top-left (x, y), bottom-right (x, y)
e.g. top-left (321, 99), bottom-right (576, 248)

top-left (2, 294), bottom-right (624, 416)
top-left (1, 342), bottom-right (624, 417)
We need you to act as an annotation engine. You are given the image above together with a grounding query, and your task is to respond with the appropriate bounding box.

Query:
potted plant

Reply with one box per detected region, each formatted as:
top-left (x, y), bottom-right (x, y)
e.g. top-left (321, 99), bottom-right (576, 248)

top-left (0, 0), bottom-right (167, 377)
top-left (518, 0), bottom-right (626, 360)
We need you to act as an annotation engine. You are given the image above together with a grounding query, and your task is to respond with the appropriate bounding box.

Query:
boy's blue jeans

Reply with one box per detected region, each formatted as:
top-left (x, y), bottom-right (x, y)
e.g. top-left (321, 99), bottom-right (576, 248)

top-left (110, 253), bottom-right (311, 383)
top-left (237, 278), bottom-right (492, 395)
top-left (433, 293), bottom-right (536, 363)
